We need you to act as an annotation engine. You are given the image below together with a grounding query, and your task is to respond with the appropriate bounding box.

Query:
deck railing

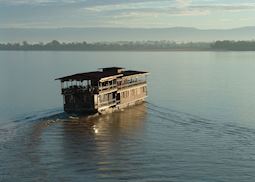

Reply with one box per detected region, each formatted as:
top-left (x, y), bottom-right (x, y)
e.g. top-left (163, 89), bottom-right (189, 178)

top-left (98, 84), bottom-right (117, 91)
top-left (61, 80), bottom-right (146, 94)
top-left (118, 80), bottom-right (146, 89)
top-left (62, 86), bottom-right (98, 94)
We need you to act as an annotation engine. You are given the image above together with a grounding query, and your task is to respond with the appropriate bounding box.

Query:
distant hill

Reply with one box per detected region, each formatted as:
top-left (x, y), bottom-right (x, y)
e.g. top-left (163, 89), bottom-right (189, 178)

top-left (1, 27), bottom-right (255, 43)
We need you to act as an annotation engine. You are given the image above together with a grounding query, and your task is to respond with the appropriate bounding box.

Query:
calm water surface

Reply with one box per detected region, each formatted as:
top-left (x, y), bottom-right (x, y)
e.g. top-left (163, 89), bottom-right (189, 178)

top-left (1, 51), bottom-right (255, 181)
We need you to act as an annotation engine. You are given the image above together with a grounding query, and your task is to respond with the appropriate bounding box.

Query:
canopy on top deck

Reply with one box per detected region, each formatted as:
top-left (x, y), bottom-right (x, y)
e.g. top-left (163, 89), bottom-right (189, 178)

top-left (56, 70), bottom-right (149, 82)
top-left (55, 71), bottom-right (122, 82)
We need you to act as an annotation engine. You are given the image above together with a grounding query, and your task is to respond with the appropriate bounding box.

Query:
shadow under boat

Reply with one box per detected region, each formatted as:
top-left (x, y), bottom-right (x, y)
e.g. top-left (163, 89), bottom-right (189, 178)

top-left (62, 102), bottom-right (148, 138)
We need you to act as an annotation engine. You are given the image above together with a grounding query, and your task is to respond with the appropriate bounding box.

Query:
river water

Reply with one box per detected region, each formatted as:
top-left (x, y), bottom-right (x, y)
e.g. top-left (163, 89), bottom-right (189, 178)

top-left (1, 51), bottom-right (255, 181)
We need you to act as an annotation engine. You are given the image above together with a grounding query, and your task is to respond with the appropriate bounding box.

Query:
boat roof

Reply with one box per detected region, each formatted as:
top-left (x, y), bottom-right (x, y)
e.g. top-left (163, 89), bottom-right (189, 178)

top-left (123, 70), bottom-right (148, 77)
top-left (99, 66), bottom-right (125, 70)
top-left (56, 69), bottom-right (148, 82)
top-left (56, 71), bottom-right (122, 82)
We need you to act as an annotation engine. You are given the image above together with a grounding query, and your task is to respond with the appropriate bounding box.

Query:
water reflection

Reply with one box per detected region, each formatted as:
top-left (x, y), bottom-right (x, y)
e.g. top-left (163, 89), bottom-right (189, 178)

top-left (62, 103), bottom-right (147, 136)
top-left (61, 103), bottom-right (147, 154)
top-left (21, 103), bottom-right (148, 180)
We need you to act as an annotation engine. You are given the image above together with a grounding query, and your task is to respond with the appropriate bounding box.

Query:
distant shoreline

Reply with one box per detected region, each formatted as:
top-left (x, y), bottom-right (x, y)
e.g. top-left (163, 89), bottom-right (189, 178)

top-left (1, 40), bottom-right (255, 51)
top-left (0, 48), bottom-right (212, 52)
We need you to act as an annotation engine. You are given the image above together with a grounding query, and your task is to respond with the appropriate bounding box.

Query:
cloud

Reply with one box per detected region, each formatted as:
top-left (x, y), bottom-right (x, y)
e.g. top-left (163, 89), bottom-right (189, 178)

top-left (0, 0), bottom-right (55, 5)
top-left (0, 0), bottom-right (160, 6)
top-left (191, 3), bottom-right (255, 10)
top-left (1, 0), bottom-right (255, 28)
top-left (82, 0), bottom-right (206, 16)
top-left (176, 0), bottom-right (192, 7)
top-left (83, 1), bottom-right (255, 15)
top-left (2, 0), bottom-right (255, 13)
top-left (83, 1), bottom-right (175, 12)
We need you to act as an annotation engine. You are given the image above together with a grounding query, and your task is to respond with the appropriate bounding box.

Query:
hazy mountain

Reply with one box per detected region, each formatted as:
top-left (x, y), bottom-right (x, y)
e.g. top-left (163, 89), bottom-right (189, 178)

top-left (1, 27), bottom-right (255, 43)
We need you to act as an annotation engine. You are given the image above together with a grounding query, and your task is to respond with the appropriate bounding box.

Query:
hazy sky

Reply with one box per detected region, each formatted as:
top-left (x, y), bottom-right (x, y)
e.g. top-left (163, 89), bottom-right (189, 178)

top-left (1, 0), bottom-right (255, 29)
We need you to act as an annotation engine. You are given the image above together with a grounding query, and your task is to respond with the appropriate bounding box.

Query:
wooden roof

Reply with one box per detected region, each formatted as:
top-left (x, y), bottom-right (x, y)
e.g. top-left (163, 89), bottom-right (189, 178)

top-left (123, 70), bottom-right (148, 76)
top-left (56, 71), bottom-right (122, 82)
top-left (56, 69), bottom-right (148, 82)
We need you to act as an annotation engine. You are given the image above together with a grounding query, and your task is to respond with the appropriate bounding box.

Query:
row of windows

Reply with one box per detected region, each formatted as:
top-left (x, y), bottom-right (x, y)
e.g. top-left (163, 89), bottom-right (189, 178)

top-left (97, 86), bottom-right (147, 102)
top-left (119, 77), bottom-right (146, 85)
top-left (100, 80), bottom-right (117, 87)
top-left (99, 93), bottom-right (115, 102)
top-left (121, 86), bottom-right (147, 98)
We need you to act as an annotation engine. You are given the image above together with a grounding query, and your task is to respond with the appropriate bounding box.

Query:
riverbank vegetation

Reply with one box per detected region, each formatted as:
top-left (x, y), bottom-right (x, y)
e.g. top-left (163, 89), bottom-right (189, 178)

top-left (1, 40), bottom-right (255, 51)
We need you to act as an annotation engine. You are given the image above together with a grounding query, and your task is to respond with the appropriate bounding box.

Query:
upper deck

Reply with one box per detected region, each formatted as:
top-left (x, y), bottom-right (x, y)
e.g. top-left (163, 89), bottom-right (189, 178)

top-left (56, 67), bottom-right (149, 94)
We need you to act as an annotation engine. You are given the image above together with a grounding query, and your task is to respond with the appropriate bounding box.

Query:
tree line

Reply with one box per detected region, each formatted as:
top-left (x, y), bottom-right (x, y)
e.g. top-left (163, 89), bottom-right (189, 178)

top-left (1, 40), bottom-right (255, 51)
top-left (211, 40), bottom-right (255, 51)
top-left (0, 40), bottom-right (211, 51)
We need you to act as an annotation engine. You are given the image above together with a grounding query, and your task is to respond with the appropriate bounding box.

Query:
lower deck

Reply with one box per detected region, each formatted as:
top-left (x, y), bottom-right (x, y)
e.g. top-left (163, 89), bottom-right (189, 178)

top-left (63, 83), bottom-right (147, 114)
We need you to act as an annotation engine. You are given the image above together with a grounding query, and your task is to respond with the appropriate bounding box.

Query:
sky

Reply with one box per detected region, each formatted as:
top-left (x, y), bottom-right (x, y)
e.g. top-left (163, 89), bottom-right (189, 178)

top-left (1, 0), bottom-right (255, 29)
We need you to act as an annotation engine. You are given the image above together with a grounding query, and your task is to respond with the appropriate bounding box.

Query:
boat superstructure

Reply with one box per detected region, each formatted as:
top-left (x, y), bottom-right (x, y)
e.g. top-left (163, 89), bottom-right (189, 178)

top-left (56, 67), bottom-right (148, 114)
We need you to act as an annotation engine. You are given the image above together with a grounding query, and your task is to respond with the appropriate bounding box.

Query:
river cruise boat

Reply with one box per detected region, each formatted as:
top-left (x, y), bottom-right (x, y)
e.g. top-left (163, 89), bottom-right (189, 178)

top-left (56, 67), bottom-right (148, 114)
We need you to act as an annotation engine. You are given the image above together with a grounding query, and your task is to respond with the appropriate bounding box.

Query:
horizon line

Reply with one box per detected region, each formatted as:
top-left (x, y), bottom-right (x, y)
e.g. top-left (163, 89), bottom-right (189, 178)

top-left (1, 25), bottom-right (255, 31)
